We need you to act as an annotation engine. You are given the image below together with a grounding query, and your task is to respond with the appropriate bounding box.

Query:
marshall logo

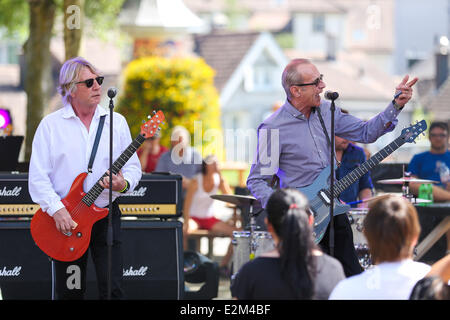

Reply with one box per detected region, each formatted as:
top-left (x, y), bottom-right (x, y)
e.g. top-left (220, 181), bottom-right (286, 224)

top-left (123, 266), bottom-right (148, 277)
top-left (121, 187), bottom-right (147, 197)
top-left (0, 266), bottom-right (22, 277)
top-left (0, 186), bottom-right (22, 197)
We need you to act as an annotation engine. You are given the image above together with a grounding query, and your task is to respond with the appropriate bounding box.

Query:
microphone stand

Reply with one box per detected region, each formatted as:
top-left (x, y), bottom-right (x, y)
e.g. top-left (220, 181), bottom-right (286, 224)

top-left (329, 98), bottom-right (336, 257)
top-left (107, 91), bottom-right (115, 300)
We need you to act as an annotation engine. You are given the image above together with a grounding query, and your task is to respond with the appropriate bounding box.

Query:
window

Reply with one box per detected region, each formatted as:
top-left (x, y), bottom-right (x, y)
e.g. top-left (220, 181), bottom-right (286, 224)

top-left (312, 14), bottom-right (325, 33)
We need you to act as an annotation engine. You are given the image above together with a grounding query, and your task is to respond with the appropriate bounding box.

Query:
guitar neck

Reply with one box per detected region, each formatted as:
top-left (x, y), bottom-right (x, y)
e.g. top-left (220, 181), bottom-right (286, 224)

top-left (333, 136), bottom-right (406, 196)
top-left (82, 134), bottom-right (146, 206)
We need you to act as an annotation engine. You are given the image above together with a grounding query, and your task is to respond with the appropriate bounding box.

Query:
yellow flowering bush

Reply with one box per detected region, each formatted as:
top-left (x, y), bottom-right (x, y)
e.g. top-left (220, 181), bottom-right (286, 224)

top-left (117, 56), bottom-right (223, 158)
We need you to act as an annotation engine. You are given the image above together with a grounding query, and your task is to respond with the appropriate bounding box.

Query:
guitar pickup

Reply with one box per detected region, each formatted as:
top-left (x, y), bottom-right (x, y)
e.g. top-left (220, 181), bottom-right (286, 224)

top-left (318, 190), bottom-right (331, 206)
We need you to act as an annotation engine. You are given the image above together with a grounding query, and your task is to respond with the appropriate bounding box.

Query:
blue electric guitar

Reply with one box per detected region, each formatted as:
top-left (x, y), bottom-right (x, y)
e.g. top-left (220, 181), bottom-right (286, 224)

top-left (299, 120), bottom-right (427, 243)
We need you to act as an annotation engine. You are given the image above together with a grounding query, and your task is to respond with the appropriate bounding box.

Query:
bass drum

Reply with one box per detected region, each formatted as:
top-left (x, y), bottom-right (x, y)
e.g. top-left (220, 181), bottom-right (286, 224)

top-left (231, 231), bottom-right (275, 280)
top-left (347, 208), bottom-right (372, 269)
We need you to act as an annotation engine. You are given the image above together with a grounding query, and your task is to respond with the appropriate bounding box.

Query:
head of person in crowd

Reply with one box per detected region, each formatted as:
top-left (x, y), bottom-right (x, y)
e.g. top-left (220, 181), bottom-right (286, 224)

top-left (265, 188), bottom-right (317, 299)
top-left (201, 154), bottom-right (219, 175)
top-left (428, 121), bottom-right (449, 153)
top-left (409, 276), bottom-right (450, 300)
top-left (363, 195), bottom-right (421, 264)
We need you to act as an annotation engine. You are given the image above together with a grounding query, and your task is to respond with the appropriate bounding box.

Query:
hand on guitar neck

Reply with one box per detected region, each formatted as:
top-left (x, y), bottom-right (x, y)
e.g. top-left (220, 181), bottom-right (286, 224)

top-left (98, 170), bottom-right (127, 192)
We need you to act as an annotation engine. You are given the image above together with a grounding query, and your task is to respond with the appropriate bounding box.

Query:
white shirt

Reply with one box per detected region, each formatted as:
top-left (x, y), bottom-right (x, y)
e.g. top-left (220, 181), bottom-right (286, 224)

top-left (28, 103), bottom-right (142, 216)
top-left (329, 259), bottom-right (431, 300)
top-left (189, 173), bottom-right (220, 219)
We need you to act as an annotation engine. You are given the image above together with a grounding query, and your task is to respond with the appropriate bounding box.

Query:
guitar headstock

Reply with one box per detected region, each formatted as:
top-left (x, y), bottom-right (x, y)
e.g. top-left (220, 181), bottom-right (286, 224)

top-left (140, 110), bottom-right (165, 138)
top-left (401, 119), bottom-right (427, 143)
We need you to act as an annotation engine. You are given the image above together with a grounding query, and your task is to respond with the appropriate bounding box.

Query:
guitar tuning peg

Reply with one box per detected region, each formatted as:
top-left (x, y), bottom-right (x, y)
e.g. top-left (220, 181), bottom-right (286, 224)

top-left (147, 115), bottom-right (151, 119)
top-left (153, 110), bottom-right (157, 114)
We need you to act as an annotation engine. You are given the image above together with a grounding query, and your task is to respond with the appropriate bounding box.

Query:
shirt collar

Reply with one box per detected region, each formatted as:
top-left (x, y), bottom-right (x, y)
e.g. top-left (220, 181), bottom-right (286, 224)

top-left (61, 103), bottom-right (107, 120)
top-left (282, 100), bottom-right (306, 120)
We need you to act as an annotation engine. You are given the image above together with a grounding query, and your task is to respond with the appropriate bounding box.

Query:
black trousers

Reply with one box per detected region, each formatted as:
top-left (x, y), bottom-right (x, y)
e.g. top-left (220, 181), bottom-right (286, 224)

top-left (52, 201), bottom-right (123, 300)
top-left (319, 213), bottom-right (363, 277)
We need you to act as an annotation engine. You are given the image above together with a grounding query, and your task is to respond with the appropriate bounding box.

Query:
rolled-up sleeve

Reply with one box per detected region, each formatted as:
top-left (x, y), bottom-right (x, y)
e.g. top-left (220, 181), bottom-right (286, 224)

top-left (335, 102), bottom-right (400, 143)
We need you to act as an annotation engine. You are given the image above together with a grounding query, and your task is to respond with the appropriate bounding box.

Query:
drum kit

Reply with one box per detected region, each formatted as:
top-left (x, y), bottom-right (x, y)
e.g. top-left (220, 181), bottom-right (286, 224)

top-left (211, 175), bottom-right (439, 277)
top-left (348, 175), bottom-right (439, 269)
top-left (210, 194), bottom-right (274, 280)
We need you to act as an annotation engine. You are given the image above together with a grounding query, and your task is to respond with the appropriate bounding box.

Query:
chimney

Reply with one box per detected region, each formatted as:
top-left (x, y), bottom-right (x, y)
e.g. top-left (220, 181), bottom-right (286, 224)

top-left (435, 36), bottom-right (449, 90)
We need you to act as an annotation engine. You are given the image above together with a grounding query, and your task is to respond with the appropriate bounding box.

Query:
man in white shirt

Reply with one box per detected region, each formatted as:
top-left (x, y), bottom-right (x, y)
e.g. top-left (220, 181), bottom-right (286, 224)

top-left (28, 57), bottom-right (142, 299)
top-left (329, 195), bottom-right (431, 299)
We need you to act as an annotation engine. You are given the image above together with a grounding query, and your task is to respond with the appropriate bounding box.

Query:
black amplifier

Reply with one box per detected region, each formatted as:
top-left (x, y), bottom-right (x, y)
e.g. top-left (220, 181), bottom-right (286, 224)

top-left (0, 172), bottom-right (182, 218)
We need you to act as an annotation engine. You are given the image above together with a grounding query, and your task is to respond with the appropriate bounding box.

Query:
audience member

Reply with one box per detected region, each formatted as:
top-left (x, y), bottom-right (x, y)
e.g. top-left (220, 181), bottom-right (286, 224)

top-left (409, 254), bottom-right (450, 300)
top-left (329, 195), bottom-right (431, 299)
top-left (231, 188), bottom-right (345, 300)
top-left (183, 155), bottom-right (238, 274)
top-left (137, 131), bottom-right (168, 173)
top-left (409, 276), bottom-right (449, 300)
top-left (155, 125), bottom-right (202, 190)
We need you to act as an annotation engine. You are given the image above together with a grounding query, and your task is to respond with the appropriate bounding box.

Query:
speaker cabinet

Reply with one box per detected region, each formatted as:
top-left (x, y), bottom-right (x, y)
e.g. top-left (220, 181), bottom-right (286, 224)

top-left (0, 219), bottom-right (184, 300)
top-left (0, 220), bottom-right (52, 299)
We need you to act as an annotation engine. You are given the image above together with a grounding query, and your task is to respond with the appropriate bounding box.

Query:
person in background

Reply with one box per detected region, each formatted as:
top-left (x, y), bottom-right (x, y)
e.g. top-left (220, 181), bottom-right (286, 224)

top-left (183, 155), bottom-right (238, 275)
top-left (155, 125), bottom-right (202, 190)
top-left (137, 131), bottom-right (168, 173)
top-left (231, 188), bottom-right (345, 300)
top-left (329, 195), bottom-right (431, 299)
top-left (408, 121), bottom-right (450, 254)
top-left (335, 134), bottom-right (373, 208)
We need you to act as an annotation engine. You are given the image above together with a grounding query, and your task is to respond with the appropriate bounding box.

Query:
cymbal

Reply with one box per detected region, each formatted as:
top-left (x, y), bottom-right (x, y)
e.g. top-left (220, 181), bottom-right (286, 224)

top-left (409, 198), bottom-right (433, 204)
top-left (377, 178), bottom-right (439, 184)
top-left (210, 194), bottom-right (257, 206)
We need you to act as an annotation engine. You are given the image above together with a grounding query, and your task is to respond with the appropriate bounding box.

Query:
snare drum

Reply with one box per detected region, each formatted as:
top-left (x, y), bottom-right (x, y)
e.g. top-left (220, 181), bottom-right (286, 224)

top-left (347, 208), bottom-right (368, 245)
top-left (231, 231), bottom-right (275, 277)
top-left (347, 209), bottom-right (372, 269)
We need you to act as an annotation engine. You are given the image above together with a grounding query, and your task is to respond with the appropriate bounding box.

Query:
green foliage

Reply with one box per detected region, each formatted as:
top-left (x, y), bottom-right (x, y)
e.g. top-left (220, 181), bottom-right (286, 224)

top-left (0, 0), bottom-right (29, 39)
top-left (117, 56), bottom-right (223, 158)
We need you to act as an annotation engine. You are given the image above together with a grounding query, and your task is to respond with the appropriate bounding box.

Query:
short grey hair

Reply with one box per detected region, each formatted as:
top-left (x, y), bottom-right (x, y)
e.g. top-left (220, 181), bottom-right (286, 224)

top-left (281, 58), bottom-right (311, 99)
top-left (57, 56), bottom-right (101, 105)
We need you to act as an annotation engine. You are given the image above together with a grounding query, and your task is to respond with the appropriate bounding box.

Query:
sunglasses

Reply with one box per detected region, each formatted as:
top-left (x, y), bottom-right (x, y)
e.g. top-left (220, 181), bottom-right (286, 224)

top-left (292, 74), bottom-right (324, 87)
top-left (75, 76), bottom-right (104, 88)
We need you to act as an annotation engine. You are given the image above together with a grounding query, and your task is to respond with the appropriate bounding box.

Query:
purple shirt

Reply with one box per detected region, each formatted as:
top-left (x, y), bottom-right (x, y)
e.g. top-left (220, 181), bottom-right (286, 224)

top-left (246, 99), bottom-right (401, 207)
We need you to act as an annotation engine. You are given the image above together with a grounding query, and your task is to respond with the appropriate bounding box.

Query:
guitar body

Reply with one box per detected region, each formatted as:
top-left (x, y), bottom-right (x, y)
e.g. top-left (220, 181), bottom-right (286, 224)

top-left (298, 165), bottom-right (350, 244)
top-left (30, 172), bottom-right (109, 262)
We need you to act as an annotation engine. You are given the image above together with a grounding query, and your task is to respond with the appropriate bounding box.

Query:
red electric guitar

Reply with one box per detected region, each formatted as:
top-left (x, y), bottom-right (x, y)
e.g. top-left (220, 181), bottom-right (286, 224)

top-left (30, 110), bottom-right (165, 262)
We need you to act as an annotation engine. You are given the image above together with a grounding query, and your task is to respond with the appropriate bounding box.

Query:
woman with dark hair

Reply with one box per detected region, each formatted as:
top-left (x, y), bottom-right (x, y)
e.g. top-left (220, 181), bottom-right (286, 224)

top-left (231, 188), bottom-right (345, 299)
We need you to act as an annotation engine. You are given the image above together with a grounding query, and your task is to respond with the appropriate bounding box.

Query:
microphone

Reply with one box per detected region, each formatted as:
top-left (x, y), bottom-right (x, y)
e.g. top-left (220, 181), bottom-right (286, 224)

top-left (324, 91), bottom-right (339, 100)
top-left (107, 87), bottom-right (117, 99)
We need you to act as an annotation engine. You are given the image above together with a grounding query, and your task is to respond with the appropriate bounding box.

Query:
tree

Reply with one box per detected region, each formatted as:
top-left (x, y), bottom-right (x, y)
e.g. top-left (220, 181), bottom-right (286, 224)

top-left (117, 56), bottom-right (224, 158)
top-left (0, 0), bottom-right (125, 160)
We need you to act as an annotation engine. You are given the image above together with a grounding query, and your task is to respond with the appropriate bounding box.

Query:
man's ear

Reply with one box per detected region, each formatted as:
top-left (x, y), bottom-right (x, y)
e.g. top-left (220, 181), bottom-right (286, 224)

top-left (290, 86), bottom-right (301, 98)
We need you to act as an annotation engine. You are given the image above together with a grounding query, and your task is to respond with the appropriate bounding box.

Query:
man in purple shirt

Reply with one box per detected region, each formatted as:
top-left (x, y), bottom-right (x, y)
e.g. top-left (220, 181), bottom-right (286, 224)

top-left (247, 58), bottom-right (418, 276)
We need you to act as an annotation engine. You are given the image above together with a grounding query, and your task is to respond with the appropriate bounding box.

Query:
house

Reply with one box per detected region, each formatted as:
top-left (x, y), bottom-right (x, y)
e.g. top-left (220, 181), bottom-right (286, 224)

top-left (194, 31), bottom-right (289, 163)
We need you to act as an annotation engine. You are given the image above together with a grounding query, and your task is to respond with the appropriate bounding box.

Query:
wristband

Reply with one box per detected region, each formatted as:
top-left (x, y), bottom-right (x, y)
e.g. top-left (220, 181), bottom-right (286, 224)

top-left (120, 180), bottom-right (130, 193)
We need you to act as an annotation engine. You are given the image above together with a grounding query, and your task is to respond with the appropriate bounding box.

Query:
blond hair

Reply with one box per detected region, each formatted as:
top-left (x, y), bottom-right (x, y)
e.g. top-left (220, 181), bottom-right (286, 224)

top-left (57, 57), bottom-right (101, 105)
